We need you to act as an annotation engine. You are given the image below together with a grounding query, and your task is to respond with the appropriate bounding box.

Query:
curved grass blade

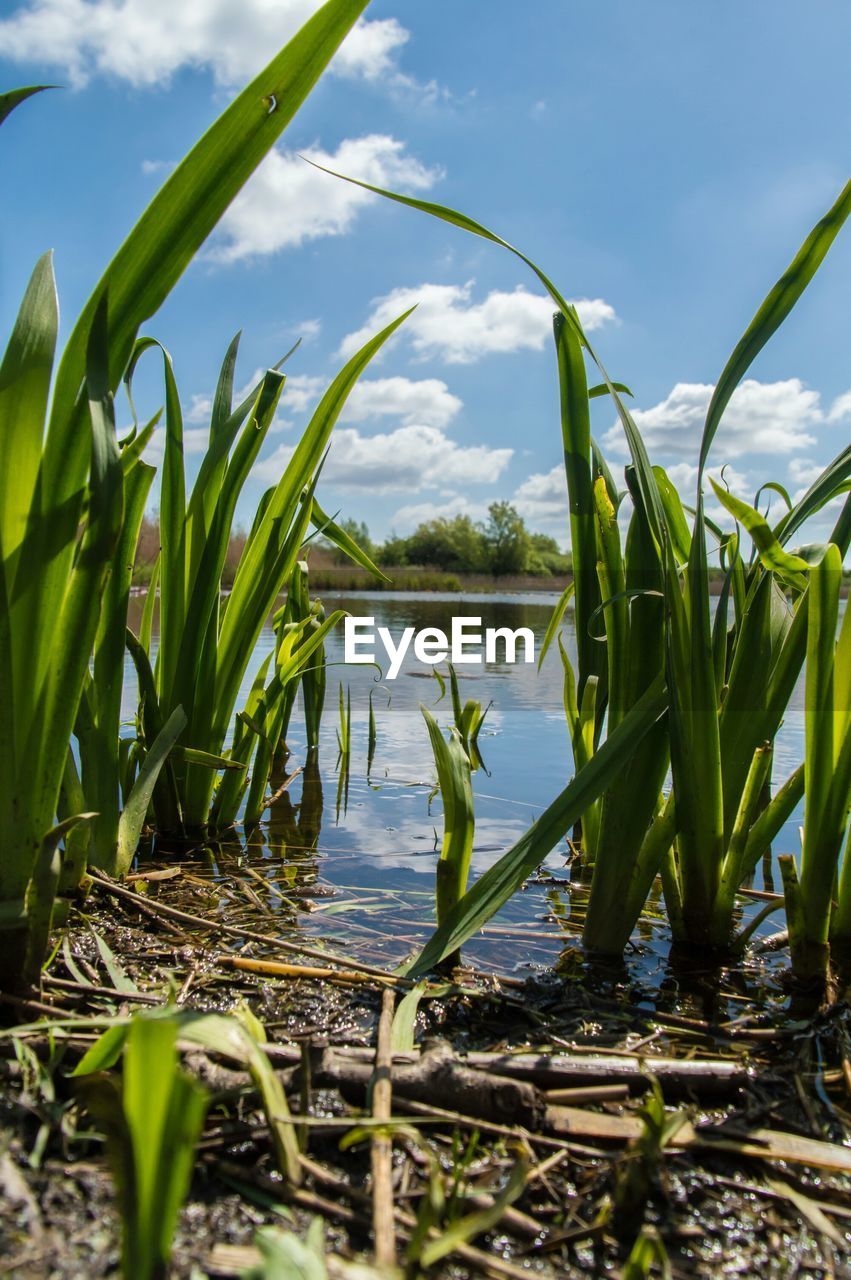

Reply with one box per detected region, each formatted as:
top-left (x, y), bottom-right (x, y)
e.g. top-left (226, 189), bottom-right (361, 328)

top-left (406, 677), bottom-right (667, 977)
top-left (538, 581), bottom-right (575, 671)
top-left (115, 706), bottom-right (188, 876)
top-left (0, 85), bottom-right (55, 128)
top-left (47, 0), bottom-right (372, 500)
top-left (709, 479), bottom-right (810, 585)
top-left (700, 181), bottom-right (851, 477)
top-left (773, 444), bottom-right (851, 548)
top-left (307, 161), bottom-right (669, 548)
top-left (310, 495), bottom-right (390, 582)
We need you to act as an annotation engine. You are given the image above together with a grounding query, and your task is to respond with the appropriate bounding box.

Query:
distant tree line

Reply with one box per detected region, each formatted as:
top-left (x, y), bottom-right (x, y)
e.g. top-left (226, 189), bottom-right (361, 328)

top-left (327, 503), bottom-right (572, 577)
top-left (133, 502), bottom-right (570, 586)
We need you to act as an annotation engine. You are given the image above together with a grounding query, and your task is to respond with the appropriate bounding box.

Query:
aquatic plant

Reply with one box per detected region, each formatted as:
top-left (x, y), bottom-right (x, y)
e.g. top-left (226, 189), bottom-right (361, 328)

top-left (422, 705), bottom-right (476, 968)
top-left (322, 164), bottom-right (851, 965)
top-left (446, 662), bottom-right (490, 771)
top-left (130, 315), bottom-right (399, 839)
top-left (0, 0), bottom-right (378, 995)
top-left (212, 571), bottom-right (342, 832)
top-left (74, 1015), bottom-right (209, 1280)
top-left (75, 1004), bottom-right (301, 1185)
top-left (774, 543), bottom-right (851, 980)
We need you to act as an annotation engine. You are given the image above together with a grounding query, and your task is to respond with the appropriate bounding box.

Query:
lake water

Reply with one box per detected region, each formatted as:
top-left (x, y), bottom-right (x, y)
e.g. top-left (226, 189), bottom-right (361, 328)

top-left (125, 592), bottom-right (808, 987)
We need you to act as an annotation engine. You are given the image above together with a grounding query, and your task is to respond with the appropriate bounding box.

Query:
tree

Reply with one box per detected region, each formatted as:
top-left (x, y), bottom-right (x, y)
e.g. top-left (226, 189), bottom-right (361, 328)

top-left (403, 515), bottom-right (486, 572)
top-left (482, 502), bottom-right (530, 576)
top-left (527, 531), bottom-right (572, 576)
top-left (377, 533), bottom-right (410, 566)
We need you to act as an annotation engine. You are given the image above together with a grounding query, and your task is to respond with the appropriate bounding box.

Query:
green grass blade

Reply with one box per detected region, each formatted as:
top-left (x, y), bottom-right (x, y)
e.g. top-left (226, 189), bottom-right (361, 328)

top-left (46, 0), bottom-right (372, 503)
top-left (554, 312), bottom-right (601, 701)
top-left (710, 479), bottom-right (809, 585)
top-left (129, 340), bottom-right (186, 708)
top-left (773, 445), bottom-right (851, 548)
top-left (801, 545), bottom-right (841, 892)
top-left (115, 707), bottom-right (188, 876)
top-left (407, 677), bottom-right (667, 977)
top-left (537, 581), bottom-right (574, 671)
top-left (594, 476), bottom-right (628, 729)
top-left (214, 311), bottom-right (413, 751)
top-left (0, 85), bottom-right (54, 128)
top-left (310, 495), bottom-right (390, 582)
top-left (700, 181), bottom-right (851, 477)
top-left (422, 707), bottom-right (475, 940)
top-left (0, 253), bottom-right (57, 580)
top-left (311, 161), bottom-right (669, 547)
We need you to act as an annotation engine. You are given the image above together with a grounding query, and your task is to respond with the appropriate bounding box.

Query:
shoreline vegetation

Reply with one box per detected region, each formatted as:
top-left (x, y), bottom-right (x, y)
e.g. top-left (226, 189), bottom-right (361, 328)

top-left (3, 1), bottom-right (851, 1276)
top-left (133, 511), bottom-right (851, 595)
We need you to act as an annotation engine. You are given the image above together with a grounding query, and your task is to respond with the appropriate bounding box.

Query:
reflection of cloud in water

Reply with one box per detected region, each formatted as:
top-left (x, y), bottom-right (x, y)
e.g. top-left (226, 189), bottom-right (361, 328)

top-left (124, 592), bottom-right (807, 891)
top-left (301, 772), bottom-right (545, 876)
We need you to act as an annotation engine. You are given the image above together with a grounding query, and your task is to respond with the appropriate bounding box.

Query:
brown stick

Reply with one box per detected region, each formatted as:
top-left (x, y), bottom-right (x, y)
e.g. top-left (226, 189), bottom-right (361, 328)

top-left (325, 1041), bottom-right (547, 1131)
top-left (371, 988), bottom-right (396, 1270)
top-left (268, 1040), bottom-right (748, 1101)
top-left (218, 955), bottom-right (399, 987)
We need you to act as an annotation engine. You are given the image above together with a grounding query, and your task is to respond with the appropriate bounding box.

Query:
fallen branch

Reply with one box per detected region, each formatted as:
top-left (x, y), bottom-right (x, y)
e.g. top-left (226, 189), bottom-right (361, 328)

top-left (267, 1039), bottom-right (749, 1102)
top-left (319, 1040), bottom-right (547, 1132)
top-left (371, 989), bottom-right (396, 1269)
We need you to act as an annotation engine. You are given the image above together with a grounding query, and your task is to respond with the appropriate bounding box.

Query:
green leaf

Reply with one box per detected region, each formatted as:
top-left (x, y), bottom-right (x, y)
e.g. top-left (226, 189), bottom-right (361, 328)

top-left (46, 0), bottom-right (373, 507)
top-left (407, 676), bottom-right (667, 977)
top-left (554, 312), bottom-right (602, 702)
top-left (773, 444), bottom-right (851, 548)
top-left (0, 85), bottom-right (55, 128)
top-left (700, 180), bottom-right (851, 476)
top-left (419, 1158), bottom-right (528, 1268)
top-left (211, 309), bottom-right (413, 775)
top-left (391, 982), bottom-right (427, 1053)
top-left (90, 926), bottom-right (140, 995)
top-left (115, 706), bottom-right (188, 876)
top-left (709, 479), bottom-right (809, 584)
top-left (310, 496), bottom-right (390, 582)
top-left (588, 381), bottom-right (632, 400)
top-left (0, 253), bottom-right (58, 577)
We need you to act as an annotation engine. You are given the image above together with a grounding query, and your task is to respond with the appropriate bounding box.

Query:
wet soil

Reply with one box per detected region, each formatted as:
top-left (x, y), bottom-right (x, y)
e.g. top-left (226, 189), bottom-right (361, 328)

top-left (2, 864), bottom-right (851, 1279)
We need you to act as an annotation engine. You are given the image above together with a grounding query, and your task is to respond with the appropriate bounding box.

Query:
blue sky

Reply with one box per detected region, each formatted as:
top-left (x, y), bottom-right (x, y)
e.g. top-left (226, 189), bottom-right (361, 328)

top-left (2, 0), bottom-right (850, 546)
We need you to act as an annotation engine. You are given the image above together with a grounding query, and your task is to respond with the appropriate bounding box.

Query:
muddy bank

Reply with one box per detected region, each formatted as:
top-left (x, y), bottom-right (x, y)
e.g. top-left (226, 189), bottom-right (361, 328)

top-left (2, 867), bottom-right (851, 1278)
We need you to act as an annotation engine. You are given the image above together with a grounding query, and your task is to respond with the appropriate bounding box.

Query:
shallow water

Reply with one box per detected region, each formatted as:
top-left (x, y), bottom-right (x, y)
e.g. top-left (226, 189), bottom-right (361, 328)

top-left (125, 591), bottom-right (807, 995)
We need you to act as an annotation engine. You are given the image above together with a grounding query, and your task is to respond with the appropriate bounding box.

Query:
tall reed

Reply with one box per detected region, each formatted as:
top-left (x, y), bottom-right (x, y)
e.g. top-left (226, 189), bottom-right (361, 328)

top-left (0, 0), bottom-right (380, 994)
top-left (325, 165), bottom-right (851, 967)
top-left (422, 705), bottom-right (476, 969)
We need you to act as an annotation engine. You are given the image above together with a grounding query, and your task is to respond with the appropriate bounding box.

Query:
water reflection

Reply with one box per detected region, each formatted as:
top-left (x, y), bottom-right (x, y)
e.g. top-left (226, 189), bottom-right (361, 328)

top-left (124, 591), bottom-right (809, 987)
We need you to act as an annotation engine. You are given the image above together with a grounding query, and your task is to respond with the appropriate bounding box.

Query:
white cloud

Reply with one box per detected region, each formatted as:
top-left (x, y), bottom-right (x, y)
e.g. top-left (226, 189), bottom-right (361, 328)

top-left (512, 466), bottom-right (567, 526)
top-left (141, 158), bottom-right (174, 176)
top-left (787, 457), bottom-right (826, 490)
top-left (183, 371), bottom-right (462, 440)
top-left (210, 135), bottom-right (439, 262)
top-left (511, 459), bottom-right (755, 538)
top-left (827, 390), bottom-right (851, 423)
top-left (144, 425), bottom-right (210, 462)
top-left (339, 282), bottom-right (617, 364)
top-left (662, 461), bottom-right (750, 498)
top-left (391, 495), bottom-right (490, 531)
top-left (338, 377), bottom-right (462, 429)
top-left (255, 424), bottom-right (512, 493)
top-left (603, 379), bottom-right (822, 460)
top-left (281, 374), bottom-right (325, 414)
top-left (279, 373), bottom-right (463, 430)
top-left (296, 318), bottom-right (322, 344)
top-left (184, 393), bottom-right (214, 425)
top-left (0, 0), bottom-right (410, 90)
